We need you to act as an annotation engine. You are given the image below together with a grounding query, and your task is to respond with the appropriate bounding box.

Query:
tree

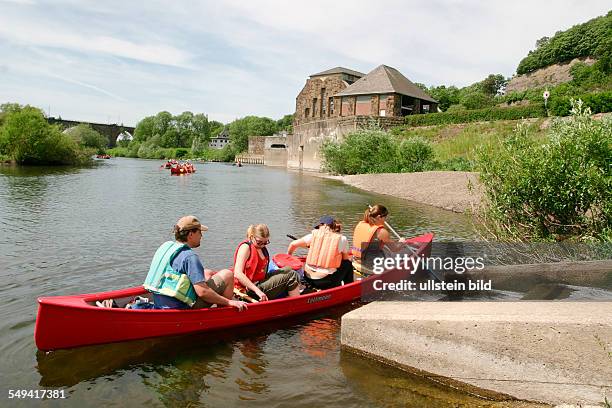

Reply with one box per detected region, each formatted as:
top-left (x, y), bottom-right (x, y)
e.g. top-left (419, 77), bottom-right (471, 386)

top-left (0, 107), bottom-right (88, 164)
top-left (66, 124), bottom-right (109, 153)
top-left (134, 116), bottom-right (155, 142)
top-left (427, 85), bottom-right (461, 111)
top-left (228, 116), bottom-right (277, 152)
top-left (535, 36), bottom-right (550, 49)
top-left (460, 91), bottom-right (495, 110)
top-left (209, 120), bottom-right (225, 138)
top-left (480, 74), bottom-right (508, 96)
top-left (276, 114), bottom-right (294, 132)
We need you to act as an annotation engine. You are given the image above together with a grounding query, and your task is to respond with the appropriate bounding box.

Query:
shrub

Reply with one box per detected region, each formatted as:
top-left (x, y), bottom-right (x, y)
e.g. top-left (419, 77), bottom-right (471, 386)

top-left (476, 100), bottom-right (612, 241)
top-left (395, 137), bottom-right (434, 172)
top-left (321, 127), bottom-right (435, 175)
top-left (402, 104), bottom-right (546, 127)
top-left (0, 107), bottom-right (91, 165)
top-left (548, 91), bottom-right (612, 116)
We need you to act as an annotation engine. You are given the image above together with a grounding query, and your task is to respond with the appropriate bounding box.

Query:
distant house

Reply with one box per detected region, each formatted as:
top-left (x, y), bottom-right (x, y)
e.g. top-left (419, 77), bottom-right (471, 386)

top-left (209, 127), bottom-right (230, 149)
top-left (294, 64), bottom-right (437, 125)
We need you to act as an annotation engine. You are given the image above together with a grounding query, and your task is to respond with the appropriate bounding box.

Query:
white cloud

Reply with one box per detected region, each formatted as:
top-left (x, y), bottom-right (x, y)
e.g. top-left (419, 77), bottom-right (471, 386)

top-left (0, 0), bottom-right (609, 125)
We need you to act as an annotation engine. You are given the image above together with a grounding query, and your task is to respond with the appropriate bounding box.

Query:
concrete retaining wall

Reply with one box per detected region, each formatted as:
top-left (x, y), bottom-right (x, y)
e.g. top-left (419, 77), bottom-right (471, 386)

top-left (341, 301), bottom-right (612, 405)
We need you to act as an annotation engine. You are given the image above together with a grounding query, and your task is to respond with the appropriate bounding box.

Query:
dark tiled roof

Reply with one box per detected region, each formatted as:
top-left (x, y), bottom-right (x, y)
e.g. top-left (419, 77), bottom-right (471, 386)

top-left (334, 65), bottom-right (437, 103)
top-left (309, 66), bottom-right (365, 78)
top-left (213, 127), bottom-right (229, 139)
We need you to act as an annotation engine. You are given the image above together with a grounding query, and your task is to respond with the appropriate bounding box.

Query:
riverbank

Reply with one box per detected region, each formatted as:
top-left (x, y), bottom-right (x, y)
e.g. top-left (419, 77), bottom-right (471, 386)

top-left (341, 301), bottom-right (612, 406)
top-left (315, 171), bottom-right (484, 213)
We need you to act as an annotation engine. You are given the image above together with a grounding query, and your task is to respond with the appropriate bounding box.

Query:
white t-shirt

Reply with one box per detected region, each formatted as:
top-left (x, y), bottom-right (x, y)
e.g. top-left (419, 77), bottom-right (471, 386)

top-left (302, 231), bottom-right (349, 275)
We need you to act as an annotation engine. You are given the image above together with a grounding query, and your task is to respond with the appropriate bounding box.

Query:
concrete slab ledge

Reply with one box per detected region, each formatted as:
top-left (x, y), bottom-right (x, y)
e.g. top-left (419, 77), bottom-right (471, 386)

top-left (341, 302), bottom-right (612, 406)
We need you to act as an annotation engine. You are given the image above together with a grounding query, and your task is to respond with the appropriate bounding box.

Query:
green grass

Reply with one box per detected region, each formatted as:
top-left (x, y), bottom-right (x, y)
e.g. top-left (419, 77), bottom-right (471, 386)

top-left (391, 119), bottom-right (548, 164)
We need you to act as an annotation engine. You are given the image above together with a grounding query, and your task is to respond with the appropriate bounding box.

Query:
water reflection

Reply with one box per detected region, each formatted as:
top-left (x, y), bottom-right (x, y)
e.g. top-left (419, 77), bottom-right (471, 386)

top-left (339, 350), bottom-right (512, 407)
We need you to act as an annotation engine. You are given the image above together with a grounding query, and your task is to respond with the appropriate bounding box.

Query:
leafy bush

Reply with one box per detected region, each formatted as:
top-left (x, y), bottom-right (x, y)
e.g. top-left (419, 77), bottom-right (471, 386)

top-left (0, 106), bottom-right (91, 165)
top-left (321, 127), bottom-right (434, 175)
top-left (175, 148), bottom-right (189, 158)
top-left (548, 91), bottom-right (612, 116)
top-left (395, 137), bottom-right (434, 172)
top-left (402, 104), bottom-right (546, 127)
top-left (65, 124), bottom-right (109, 154)
top-left (476, 100), bottom-right (612, 241)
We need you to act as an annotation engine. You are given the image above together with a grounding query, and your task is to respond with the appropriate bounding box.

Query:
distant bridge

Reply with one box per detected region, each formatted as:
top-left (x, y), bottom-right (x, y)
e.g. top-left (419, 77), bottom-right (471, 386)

top-left (47, 117), bottom-right (136, 147)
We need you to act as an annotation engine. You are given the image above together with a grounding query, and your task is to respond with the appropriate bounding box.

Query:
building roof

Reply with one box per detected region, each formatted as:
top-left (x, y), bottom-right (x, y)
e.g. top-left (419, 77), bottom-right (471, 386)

top-left (212, 127), bottom-right (229, 140)
top-left (309, 66), bottom-right (365, 78)
top-left (334, 65), bottom-right (437, 103)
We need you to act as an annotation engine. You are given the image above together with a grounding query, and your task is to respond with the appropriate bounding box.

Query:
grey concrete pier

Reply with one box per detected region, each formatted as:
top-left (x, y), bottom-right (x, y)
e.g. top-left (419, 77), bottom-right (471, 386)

top-left (341, 302), bottom-right (612, 406)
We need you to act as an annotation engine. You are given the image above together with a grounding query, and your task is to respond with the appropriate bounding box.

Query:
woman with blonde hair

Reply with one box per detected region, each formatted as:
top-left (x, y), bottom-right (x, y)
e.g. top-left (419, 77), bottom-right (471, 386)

top-left (232, 224), bottom-right (300, 301)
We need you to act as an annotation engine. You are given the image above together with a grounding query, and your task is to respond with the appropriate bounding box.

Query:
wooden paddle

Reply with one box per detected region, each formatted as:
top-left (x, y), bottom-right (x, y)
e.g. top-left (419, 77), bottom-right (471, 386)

top-left (233, 288), bottom-right (259, 303)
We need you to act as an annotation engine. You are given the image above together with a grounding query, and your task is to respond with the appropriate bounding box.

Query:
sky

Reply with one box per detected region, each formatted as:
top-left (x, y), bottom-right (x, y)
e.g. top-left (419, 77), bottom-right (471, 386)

top-left (0, 0), bottom-right (609, 127)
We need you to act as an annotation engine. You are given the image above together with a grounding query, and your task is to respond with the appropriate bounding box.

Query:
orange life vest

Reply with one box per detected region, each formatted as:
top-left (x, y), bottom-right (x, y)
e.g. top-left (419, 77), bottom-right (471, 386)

top-left (305, 228), bottom-right (343, 269)
top-left (351, 221), bottom-right (383, 260)
top-left (232, 240), bottom-right (269, 290)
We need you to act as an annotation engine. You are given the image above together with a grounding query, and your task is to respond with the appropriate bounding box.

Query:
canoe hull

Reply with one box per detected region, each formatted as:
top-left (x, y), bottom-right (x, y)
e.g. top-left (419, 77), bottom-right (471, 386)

top-left (35, 233), bottom-right (433, 350)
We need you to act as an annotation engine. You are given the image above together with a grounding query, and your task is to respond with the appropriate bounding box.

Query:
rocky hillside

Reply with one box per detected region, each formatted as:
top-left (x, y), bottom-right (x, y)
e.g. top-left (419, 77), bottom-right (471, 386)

top-left (505, 57), bottom-right (596, 94)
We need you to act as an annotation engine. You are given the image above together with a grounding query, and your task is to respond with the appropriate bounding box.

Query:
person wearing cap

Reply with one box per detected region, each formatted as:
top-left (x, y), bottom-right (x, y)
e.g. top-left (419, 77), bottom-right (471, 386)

top-left (144, 216), bottom-right (248, 311)
top-left (287, 216), bottom-right (353, 290)
top-left (232, 224), bottom-right (301, 301)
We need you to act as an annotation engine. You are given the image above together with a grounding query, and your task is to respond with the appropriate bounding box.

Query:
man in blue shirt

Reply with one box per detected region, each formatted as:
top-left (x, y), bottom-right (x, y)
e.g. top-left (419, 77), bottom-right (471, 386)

top-left (152, 215), bottom-right (248, 311)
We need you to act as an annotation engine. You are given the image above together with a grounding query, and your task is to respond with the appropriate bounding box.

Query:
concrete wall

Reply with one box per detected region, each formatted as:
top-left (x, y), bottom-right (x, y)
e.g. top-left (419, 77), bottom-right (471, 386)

top-left (248, 136), bottom-right (266, 155)
top-left (288, 116), bottom-right (404, 171)
top-left (263, 135), bottom-right (288, 167)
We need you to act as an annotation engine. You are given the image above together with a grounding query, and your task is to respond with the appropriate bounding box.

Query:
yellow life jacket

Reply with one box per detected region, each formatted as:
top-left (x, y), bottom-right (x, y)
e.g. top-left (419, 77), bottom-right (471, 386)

top-left (351, 221), bottom-right (383, 260)
top-left (306, 228), bottom-right (343, 269)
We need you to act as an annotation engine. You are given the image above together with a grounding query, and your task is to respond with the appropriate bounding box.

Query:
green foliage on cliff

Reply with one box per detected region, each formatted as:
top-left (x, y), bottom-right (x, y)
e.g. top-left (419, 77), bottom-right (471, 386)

top-left (0, 104), bottom-right (92, 165)
top-left (516, 11), bottom-right (612, 75)
top-left (476, 100), bottom-right (612, 241)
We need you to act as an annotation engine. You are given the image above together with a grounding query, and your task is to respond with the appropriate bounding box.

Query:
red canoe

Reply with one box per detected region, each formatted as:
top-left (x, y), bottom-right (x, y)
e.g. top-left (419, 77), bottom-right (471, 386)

top-left (35, 233), bottom-right (433, 350)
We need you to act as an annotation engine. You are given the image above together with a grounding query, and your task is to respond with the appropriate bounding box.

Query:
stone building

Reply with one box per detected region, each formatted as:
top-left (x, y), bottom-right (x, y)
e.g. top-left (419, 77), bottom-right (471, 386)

top-left (294, 64), bottom-right (438, 126)
top-left (288, 64), bottom-right (438, 171)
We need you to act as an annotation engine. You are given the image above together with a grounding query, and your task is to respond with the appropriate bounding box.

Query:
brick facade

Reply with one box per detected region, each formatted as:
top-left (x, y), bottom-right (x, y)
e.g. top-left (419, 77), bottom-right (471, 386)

top-left (294, 74), bottom-right (350, 126)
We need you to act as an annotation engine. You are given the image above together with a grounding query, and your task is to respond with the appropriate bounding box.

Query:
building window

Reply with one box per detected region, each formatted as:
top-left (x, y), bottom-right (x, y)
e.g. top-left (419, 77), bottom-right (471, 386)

top-left (355, 95), bottom-right (371, 115)
top-left (379, 94), bottom-right (389, 116)
top-left (321, 88), bottom-right (326, 116)
top-left (422, 104), bottom-right (430, 113)
top-left (341, 97), bottom-right (351, 116)
top-left (312, 98), bottom-right (317, 117)
top-left (329, 97), bottom-right (334, 115)
top-left (305, 107), bottom-right (310, 117)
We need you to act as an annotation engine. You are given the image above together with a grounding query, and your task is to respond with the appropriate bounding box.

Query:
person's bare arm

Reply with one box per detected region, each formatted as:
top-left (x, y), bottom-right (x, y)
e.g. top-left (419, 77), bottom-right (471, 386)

top-left (287, 238), bottom-right (309, 255)
top-left (233, 243), bottom-right (268, 301)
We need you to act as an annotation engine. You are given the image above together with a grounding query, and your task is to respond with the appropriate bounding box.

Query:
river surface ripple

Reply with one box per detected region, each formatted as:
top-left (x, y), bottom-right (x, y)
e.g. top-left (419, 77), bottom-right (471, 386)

top-left (0, 158), bottom-right (490, 407)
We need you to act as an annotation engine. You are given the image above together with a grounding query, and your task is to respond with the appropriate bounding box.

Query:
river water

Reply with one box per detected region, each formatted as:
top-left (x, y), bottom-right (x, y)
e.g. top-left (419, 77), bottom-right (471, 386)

top-left (0, 158), bottom-right (504, 407)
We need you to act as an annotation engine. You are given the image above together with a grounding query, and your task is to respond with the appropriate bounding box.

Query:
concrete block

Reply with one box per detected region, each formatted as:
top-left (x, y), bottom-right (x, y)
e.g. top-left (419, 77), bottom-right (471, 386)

top-left (341, 302), bottom-right (612, 405)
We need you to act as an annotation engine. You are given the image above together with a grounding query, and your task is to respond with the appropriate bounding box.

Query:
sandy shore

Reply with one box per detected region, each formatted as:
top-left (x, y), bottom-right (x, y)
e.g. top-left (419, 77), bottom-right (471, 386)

top-left (319, 171), bottom-right (484, 213)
